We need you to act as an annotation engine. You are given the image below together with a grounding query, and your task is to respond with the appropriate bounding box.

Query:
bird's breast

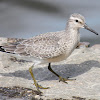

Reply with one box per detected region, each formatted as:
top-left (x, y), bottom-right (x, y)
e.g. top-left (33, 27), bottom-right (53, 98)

top-left (64, 32), bottom-right (80, 57)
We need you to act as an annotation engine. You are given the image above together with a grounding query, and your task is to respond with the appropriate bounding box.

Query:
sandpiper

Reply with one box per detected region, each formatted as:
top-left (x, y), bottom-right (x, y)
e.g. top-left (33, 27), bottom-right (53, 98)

top-left (1, 13), bottom-right (98, 92)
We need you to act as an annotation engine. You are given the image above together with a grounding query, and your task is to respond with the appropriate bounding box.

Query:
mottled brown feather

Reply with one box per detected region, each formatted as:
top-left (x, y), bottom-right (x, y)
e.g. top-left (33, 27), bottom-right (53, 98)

top-left (14, 31), bottom-right (66, 59)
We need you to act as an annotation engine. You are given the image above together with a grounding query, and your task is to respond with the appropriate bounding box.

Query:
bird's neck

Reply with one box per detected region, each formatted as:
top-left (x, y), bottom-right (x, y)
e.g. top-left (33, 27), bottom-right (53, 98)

top-left (64, 23), bottom-right (80, 47)
top-left (65, 23), bottom-right (79, 38)
top-left (65, 22), bottom-right (80, 34)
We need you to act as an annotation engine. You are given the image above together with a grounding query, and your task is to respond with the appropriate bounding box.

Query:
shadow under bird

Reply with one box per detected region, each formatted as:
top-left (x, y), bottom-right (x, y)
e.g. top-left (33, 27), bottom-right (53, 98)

top-left (0, 13), bottom-right (98, 93)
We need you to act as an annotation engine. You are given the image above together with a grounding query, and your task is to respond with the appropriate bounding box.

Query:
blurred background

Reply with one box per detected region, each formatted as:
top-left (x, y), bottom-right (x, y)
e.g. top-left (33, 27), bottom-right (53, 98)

top-left (0, 0), bottom-right (100, 45)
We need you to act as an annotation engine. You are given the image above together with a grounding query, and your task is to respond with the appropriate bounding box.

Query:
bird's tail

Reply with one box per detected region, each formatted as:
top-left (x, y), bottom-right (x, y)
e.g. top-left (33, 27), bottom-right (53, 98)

top-left (0, 37), bottom-right (24, 54)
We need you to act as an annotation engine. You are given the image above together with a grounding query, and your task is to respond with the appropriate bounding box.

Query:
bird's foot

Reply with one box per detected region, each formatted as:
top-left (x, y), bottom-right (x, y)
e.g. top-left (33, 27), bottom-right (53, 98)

top-left (33, 83), bottom-right (50, 95)
top-left (36, 83), bottom-right (50, 89)
top-left (59, 76), bottom-right (76, 83)
top-left (33, 83), bottom-right (50, 90)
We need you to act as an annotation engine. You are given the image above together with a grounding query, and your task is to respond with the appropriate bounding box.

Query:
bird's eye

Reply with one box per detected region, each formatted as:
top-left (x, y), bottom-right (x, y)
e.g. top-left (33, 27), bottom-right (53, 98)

top-left (75, 20), bottom-right (78, 22)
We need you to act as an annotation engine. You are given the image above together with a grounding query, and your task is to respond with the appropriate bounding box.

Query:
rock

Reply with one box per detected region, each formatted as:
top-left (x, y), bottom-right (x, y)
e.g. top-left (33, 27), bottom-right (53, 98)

top-left (0, 37), bottom-right (100, 99)
top-left (91, 44), bottom-right (100, 49)
top-left (77, 42), bottom-right (90, 48)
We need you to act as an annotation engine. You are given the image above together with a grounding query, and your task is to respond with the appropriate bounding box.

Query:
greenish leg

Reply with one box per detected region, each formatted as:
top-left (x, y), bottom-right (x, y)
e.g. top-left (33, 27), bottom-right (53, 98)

top-left (48, 63), bottom-right (76, 83)
top-left (29, 65), bottom-right (49, 92)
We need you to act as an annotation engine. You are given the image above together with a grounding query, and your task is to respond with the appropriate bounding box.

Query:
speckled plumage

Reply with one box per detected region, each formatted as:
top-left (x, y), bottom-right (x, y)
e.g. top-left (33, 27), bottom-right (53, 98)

top-left (1, 13), bottom-right (98, 92)
top-left (2, 13), bottom-right (97, 64)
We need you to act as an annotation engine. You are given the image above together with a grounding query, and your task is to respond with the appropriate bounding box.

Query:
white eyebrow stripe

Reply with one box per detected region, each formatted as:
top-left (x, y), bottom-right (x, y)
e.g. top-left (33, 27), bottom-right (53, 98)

top-left (70, 17), bottom-right (83, 22)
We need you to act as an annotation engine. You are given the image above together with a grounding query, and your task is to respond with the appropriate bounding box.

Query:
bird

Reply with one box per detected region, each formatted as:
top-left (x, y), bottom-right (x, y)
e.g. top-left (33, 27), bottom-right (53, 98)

top-left (0, 13), bottom-right (98, 93)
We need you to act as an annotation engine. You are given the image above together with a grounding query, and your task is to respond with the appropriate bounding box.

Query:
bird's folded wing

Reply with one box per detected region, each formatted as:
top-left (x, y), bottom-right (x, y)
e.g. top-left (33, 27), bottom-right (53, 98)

top-left (3, 34), bottom-right (64, 59)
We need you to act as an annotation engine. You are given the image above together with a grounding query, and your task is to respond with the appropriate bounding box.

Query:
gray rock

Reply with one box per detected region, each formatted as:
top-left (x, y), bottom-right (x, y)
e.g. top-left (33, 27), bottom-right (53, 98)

top-left (0, 37), bottom-right (100, 99)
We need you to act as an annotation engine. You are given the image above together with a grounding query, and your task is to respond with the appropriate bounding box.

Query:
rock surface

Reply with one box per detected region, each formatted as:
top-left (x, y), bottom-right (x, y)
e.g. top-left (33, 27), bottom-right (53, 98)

top-left (0, 37), bottom-right (100, 100)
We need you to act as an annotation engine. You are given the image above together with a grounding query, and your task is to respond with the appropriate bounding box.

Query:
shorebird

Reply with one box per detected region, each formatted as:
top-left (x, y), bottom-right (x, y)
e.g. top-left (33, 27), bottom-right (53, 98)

top-left (1, 13), bottom-right (98, 92)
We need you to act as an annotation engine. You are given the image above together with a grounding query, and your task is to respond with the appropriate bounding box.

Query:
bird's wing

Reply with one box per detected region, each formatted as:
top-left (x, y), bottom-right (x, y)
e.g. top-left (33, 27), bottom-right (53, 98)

top-left (15, 35), bottom-right (64, 59)
top-left (3, 32), bottom-right (65, 59)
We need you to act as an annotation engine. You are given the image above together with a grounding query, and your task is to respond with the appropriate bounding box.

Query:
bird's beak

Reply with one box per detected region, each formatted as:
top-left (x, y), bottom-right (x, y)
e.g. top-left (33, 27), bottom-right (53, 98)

top-left (84, 23), bottom-right (98, 35)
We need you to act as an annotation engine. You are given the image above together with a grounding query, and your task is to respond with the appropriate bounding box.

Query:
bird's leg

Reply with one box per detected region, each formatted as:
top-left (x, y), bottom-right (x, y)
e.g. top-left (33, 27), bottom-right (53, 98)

top-left (48, 63), bottom-right (75, 83)
top-left (29, 65), bottom-right (49, 92)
